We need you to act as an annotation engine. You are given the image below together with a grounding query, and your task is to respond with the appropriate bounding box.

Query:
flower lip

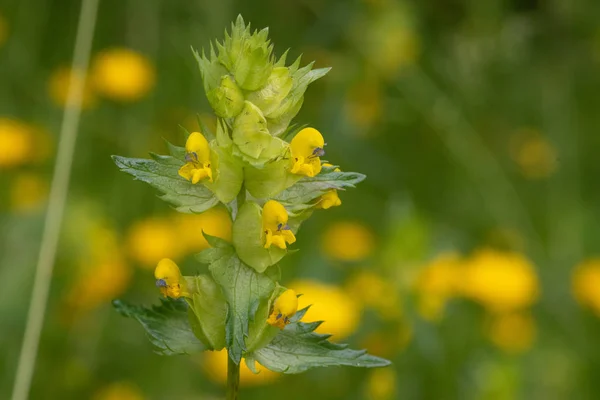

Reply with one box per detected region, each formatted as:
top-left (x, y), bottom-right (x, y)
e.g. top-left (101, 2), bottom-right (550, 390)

top-left (156, 278), bottom-right (167, 288)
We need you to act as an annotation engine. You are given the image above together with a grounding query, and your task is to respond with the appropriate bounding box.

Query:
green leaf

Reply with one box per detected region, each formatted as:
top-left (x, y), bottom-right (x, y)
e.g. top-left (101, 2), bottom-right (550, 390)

top-left (112, 155), bottom-right (219, 213)
top-left (232, 202), bottom-right (287, 273)
top-left (245, 308), bottom-right (391, 373)
top-left (187, 275), bottom-right (227, 350)
top-left (113, 298), bottom-right (205, 356)
top-left (274, 170), bottom-right (366, 211)
top-left (206, 246), bottom-right (276, 364)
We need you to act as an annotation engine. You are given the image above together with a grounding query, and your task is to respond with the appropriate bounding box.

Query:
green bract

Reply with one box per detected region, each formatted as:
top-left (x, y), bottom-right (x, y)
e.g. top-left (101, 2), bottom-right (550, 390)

top-left (111, 14), bottom-right (386, 387)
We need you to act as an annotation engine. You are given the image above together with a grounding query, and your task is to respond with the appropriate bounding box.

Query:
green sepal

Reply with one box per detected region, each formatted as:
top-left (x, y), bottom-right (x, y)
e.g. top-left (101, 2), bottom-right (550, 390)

top-left (244, 157), bottom-right (301, 198)
top-left (186, 275), bottom-right (227, 350)
top-left (232, 202), bottom-right (287, 273)
top-left (113, 298), bottom-right (205, 355)
top-left (246, 67), bottom-right (293, 117)
top-left (274, 169), bottom-right (366, 213)
top-left (200, 240), bottom-right (276, 364)
top-left (112, 155), bottom-right (219, 213)
top-left (206, 75), bottom-right (245, 118)
top-left (245, 307), bottom-right (391, 373)
top-left (232, 101), bottom-right (288, 166)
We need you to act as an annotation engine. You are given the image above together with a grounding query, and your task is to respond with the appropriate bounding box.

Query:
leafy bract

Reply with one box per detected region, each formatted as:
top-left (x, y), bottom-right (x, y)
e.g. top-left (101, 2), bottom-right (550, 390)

top-left (196, 238), bottom-right (276, 364)
top-left (245, 308), bottom-right (391, 373)
top-left (232, 202), bottom-right (287, 273)
top-left (244, 158), bottom-right (301, 198)
top-left (112, 155), bottom-right (219, 213)
top-left (113, 298), bottom-right (205, 356)
top-left (274, 169), bottom-right (366, 212)
top-left (187, 275), bottom-right (228, 350)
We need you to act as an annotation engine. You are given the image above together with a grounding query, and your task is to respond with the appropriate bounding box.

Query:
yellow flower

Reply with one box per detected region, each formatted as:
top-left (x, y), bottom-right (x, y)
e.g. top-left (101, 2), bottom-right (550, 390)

top-left (315, 163), bottom-right (342, 209)
top-left (572, 259), bottom-right (600, 315)
top-left (267, 289), bottom-right (298, 329)
top-left (262, 200), bottom-right (296, 249)
top-left (0, 14), bottom-right (8, 47)
top-left (174, 206), bottom-right (232, 252)
top-left (321, 221), bottom-right (375, 261)
top-left (365, 368), bottom-right (397, 400)
top-left (202, 350), bottom-right (279, 387)
top-left (345, 271), bottom-right (401, 320)
top-left (487, 312), bottom-right (536, 354)
top-left (289, 279), bottom-right (360, 340)
top-left (414, 252), bottom-right (461, 321)
top-left (290, 127), bottom-right (325, 177)
top-left (48, 67), bottom-right (96, 109)
top-left (178, 132), bottom-right (213, 184)
top-left (93, 381), bottom-right (145, 400)
top-left (91, 48), bottom-right (155, 102)
top-left (0, 118), bottom-right (33, 168)
top-left (126, 217), bottom-right (182, 267)
top-left (510, 128), bottom-right (557, 179)
top-left (9, 172), bottom-right (49, 213)
top-left (154, 258), bottom-right (189, 299)
top-left (461, 249), bottom-right (539, 313)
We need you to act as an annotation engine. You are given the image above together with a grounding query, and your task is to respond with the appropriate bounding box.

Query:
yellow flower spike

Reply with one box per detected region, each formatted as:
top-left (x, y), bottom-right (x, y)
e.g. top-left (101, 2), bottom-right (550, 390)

top-left (154, 258), bottom-right (189, 299)
top-left (290, 127), bottom-right (325, 177)
top-left (178, 132), bottom-right (213, 183)
top-left (262, 200), bottom-right (296, 249)
top-left (267, 289), bottom-right (299, 329)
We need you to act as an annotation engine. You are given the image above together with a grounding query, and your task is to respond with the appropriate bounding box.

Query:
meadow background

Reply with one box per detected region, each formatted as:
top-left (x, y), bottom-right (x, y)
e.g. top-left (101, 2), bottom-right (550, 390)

top-left (2, 0), bottom-right (600, 399)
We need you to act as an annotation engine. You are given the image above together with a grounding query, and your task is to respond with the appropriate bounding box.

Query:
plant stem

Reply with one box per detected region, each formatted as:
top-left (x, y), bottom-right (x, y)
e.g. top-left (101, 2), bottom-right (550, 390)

top-left (226, 351), bottom-right (241, 400)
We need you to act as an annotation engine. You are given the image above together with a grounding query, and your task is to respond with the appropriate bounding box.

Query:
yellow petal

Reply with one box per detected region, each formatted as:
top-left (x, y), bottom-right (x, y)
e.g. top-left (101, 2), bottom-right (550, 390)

top-left (178, 162), bottom-right (195, 181)
top-left (290, 127), bottom-right (325, 159)
top-left (262, 200), bottom-right (289, 233)
top-left (185, 132), bottom-right (211, 164)
top-left (280, 229), bottom-right (296, 245)
top-left (317, 191), bottom-right (342, 209)
top-left (192, 168), bottom-right (209, 184)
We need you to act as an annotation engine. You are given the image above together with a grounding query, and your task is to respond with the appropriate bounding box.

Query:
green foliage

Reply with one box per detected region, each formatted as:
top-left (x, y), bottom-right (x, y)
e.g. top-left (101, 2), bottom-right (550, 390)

top-left (113, 298), bottom-right (205, 356)
top-left (112, 155), bottom-right (219, 213)
top-left (187, 275), bottom-right (228, 350)
top-left (232, 202), bottom-right (287, 273)
top-left (245, 308), bottom-right (390, 373)
top-left (204, 144), bottom-right (244, 203)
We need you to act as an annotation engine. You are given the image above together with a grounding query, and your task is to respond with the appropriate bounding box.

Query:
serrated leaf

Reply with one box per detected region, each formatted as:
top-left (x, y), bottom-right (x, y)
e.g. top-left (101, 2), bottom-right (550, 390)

top-left (232, 202), bottom-right (287, 273)
top-left (113, 298), bottom-right (205, 356)
top-left (112, 155), bottom-right (219, 213)
top-left (187, 275), bottom-right (227, 350)
top-left (206, 247), bottom-right (276, 364)
top-left (274, 170), bottom-right (366, 211)
top-left (245, 318), bottom-right (391, 373)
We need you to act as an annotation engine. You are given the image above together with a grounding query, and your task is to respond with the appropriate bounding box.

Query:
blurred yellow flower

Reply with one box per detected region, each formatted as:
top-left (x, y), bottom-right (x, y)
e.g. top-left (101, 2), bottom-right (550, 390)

top-left (487, 312), bottom-right (536, 354)
top-left (461, 249), bottom-right (539, 313)
top-left (414, 252), bottom-right (462, 321)
top-left (9, 172), bottom-right (49, 213)
top-left (93, 381), bottom-right (144, 400)
top-left (202, 350), bottom-right (279, 387)
top-left (0, 14), bottom-right (8, 47)
top-left (174, 206), bottom-right (232, 252)
top-left (344, 79), bottom-right (383, 131)
top-left (572, 259), bottom-right (600, 315)
top-left (289, 279), bottom-right (361, 340)
top-left (48, 67), bottom-right (96, 109)
top-left (345, 271), bottom-right (401, 320)
top-left (0, 118), bottom-right (33, 168)
top-left (365, 368), bottom-right (397, 400)
top-left (91, 48), bottom-right (155, 102)
top-left (322, 221), bottom-right (375, 262)
top-left (127, 217), bottom-right (182, 268)
top-left (510, 128), bottom-right (558, 179)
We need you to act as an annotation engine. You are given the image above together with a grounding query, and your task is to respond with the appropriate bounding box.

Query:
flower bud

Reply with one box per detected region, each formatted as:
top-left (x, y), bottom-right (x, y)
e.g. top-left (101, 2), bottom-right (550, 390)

top-left (207, 75), bottom-right (245, 118)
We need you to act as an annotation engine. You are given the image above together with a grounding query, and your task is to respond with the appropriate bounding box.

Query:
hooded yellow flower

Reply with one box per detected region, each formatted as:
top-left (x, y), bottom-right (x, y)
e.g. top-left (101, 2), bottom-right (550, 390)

top-left (154, 258), bottom-right (189, 299)
top-left (262, 200), bottom-right (296, 249)
top-left (290, 127), bottom-right (325, 177)
top-left (290, 279), bottom-right (360, 340)
top-left (91, 48), bottom-right (155, 102)
top-left (202, 350), bottom-right (279, 387)
top-left (322, 221), bottom-right (375, 261)
top-left (178, 132), bottom-right (213, 184)
top-left (315, 163), bottom-right (342, 209)
top-left (48, 67), bottom-right (96, 109)
top-left (267, 289), bottom-right (298, 329)
top-left (487, 312), bottom-right (536, 354)
top-left (572, 259), bottom-right (600, 315)
top-left (461, 249), bottom-right (539, 313)
top-left (365, 368), bottom-right (397, 400)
